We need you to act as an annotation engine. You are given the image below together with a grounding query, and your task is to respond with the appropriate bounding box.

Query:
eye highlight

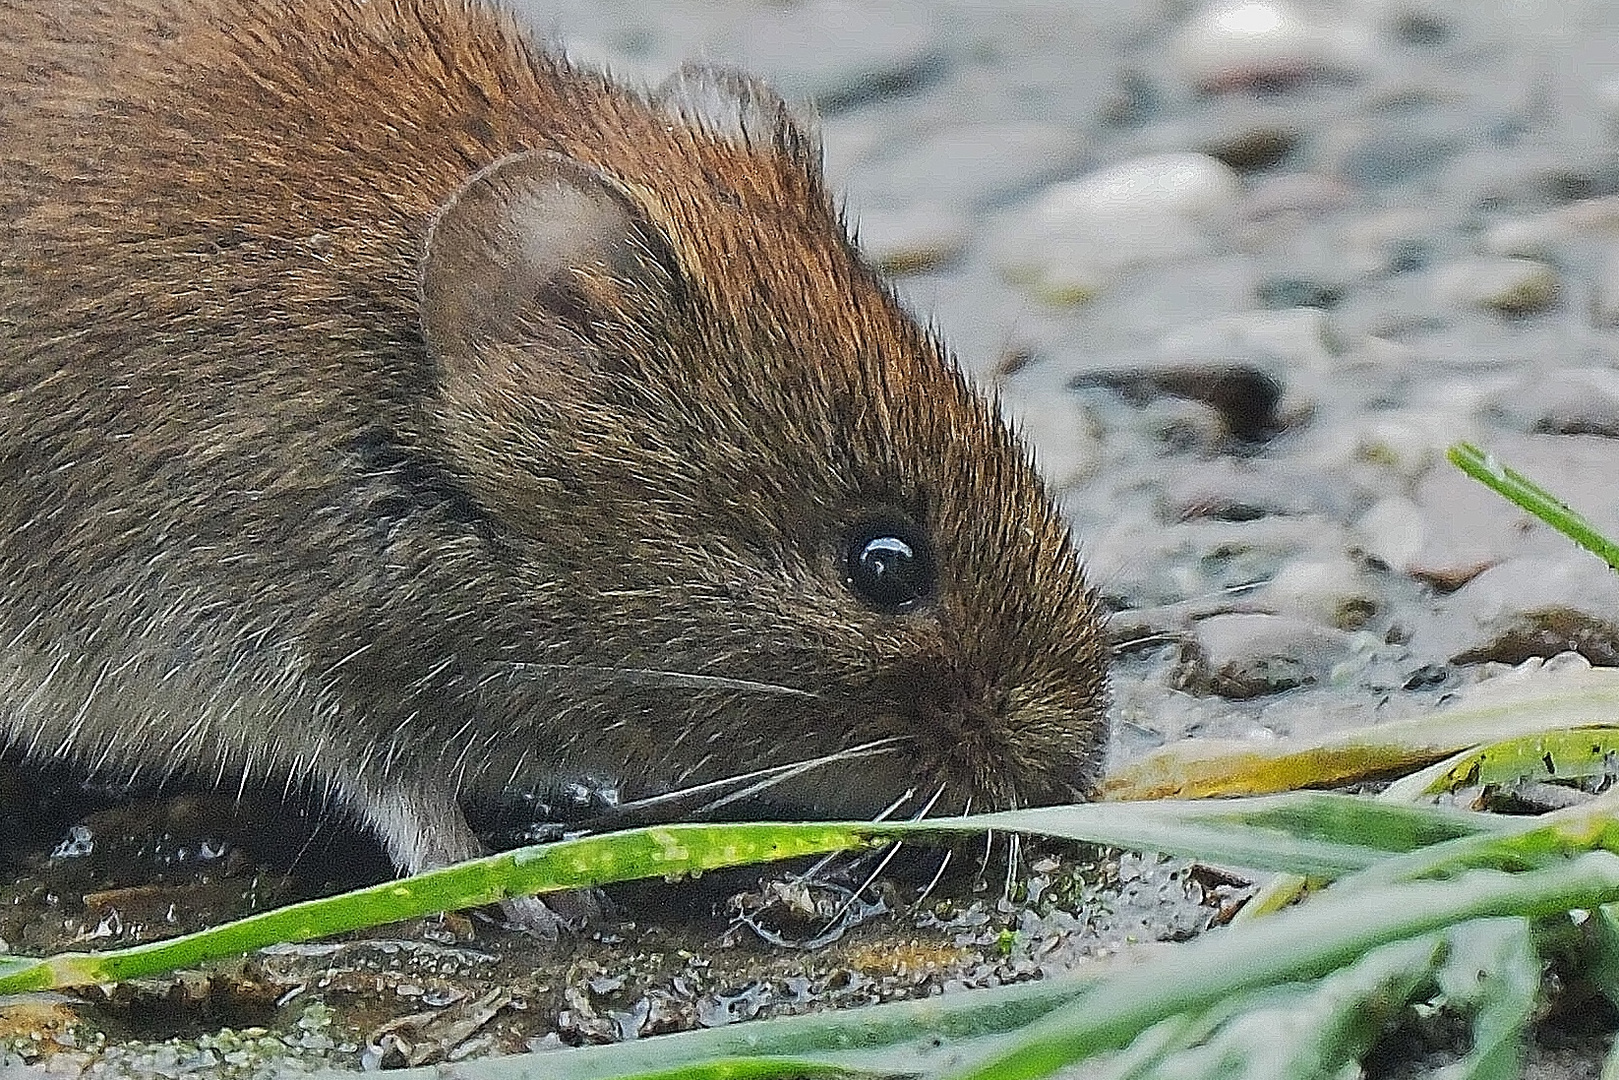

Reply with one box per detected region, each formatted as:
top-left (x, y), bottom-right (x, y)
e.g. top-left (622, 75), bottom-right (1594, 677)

top-left (842, 517), bottom-right (936, 613)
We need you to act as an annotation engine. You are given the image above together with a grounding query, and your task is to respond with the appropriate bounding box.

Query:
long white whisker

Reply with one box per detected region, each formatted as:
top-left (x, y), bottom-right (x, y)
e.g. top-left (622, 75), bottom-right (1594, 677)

top-left (694, 739), bottom-right (908, 816)
top-left (603, 738), bottom-right (908, 821)
top-left (490, 662), bottom-right (820, 699)
top-left (814, 782), bottom-right (950, 935)
top-left (795, 782), bottom-right (922, 881)
top-left (914, 848), bottom-right (954, 908)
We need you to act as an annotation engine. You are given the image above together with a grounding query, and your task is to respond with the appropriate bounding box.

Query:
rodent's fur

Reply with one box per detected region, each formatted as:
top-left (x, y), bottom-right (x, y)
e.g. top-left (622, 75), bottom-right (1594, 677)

top-left (0, 0), bottom-right (1108, 885)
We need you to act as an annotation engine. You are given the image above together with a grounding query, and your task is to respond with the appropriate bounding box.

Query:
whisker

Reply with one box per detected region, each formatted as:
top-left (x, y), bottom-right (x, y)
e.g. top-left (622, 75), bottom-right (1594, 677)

top-left (689, 739), bottom-right (908, 817)
top-left (913, 848), bottom-right (954, 908)
top-left (793, 790), bottom-right (913, 880)
top-left (489, 662), bottom-right (820, 699)
top-left (578, 738), bottom-right (909, 829)
top-left (814, 782), bottom-right (950, 936)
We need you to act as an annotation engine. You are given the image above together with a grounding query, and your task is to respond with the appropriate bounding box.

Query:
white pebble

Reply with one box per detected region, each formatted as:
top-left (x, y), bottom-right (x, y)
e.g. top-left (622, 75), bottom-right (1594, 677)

top-left (1595, 248), bottom-right (1619, 327)
top-left (1154, 307), bottom-right (1338, 373)
top-left (998, 152), bottom-right (1241, 304)
top-left (1431, 256), bottom-right (1560, 315)
top-left (1173, 0), bottom-right (1373, 91)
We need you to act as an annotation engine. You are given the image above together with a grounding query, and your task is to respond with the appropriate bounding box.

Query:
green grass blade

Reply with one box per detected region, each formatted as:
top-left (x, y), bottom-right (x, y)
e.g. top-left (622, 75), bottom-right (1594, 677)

top-left (0, 822), bottom-right (875, 993)
top-left (938, 852), bottom-right (1619, 1080)
top-left (1434, 919), bottom-right (1538, 1080)
top-left (1105, 665), bottom-right (1619, 801)
top-left (1122, 934), bottom-right (1444, 1080)
top-left (1381, 726), bottom-right (1619, 801)
top-left (1448, 441), bottom-right (1619, 571)
top-left (0, 795), bottom-right (1509, 993)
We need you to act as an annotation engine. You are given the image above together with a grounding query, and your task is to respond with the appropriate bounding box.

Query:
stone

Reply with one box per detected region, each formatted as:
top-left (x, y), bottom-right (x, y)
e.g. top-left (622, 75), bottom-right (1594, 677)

top-left (1177, 613), bottom-right (1356, 698)
top-left (997, 152), bottom-right (1241, 304)
top-left (1172, 0), bottom-right (1374, 91)
top-left (1431, 256), bottom-right (1561, 316)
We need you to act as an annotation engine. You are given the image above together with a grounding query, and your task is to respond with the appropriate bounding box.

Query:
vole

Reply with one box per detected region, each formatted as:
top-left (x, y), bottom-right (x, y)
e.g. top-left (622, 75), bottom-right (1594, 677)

top-left (0, 0), bottom-right (1109, 909)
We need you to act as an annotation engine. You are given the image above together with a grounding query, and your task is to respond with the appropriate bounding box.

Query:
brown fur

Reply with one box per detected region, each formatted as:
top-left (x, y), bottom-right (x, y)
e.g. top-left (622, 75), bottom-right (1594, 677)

top-left (0, 0), bottom-right (1108, 881)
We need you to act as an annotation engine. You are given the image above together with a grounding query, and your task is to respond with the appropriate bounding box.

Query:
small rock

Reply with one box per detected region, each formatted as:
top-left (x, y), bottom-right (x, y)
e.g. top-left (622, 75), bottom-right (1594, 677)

top-left (1154, 307), bottom-right (1339, 375)
top-left (1431, 256), bottom-right (1560, 315)
top-left (998, 152), bottom-right (1241, 304)
top-left (1484, 196), bottom-right (1619, 258)
top-left (1352, 496), bottom-right (1427, 573)
top-left (1436, 557), bottom-right (1619, 668)
top-left (853, 204), bottom-right (969, 274)
top-left (1594, 248), bottom-right (1619, 327)
top-left (1482, 368), bottom-right (1619, 437)
top-left (1069, 364), bottom-right (1285, 442)
top-left (1159, 458), bottom-right (1337, 522)
top-left (1324, 121), bottom-right (1464, 190)
top-left (1236, 172), bottom-right (1356, 224)
top-left (1206, 126), bottom-right (1299, 173)
top-left (1255, 275), bottom-right (1342, 310)
top-left (706, 0), bottom-right (946, 112)
top-left (1173, 0), bottom-right (1374, 91)
top-left (855, 123), bottom-right (1091, 211)
top-left (1178, 613), bottom-right (1355, 698)
top-left (1262, 556), bottom-right (1381, 630)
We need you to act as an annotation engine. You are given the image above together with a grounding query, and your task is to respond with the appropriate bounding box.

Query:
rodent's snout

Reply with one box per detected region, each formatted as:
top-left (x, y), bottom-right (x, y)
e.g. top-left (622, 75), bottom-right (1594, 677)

top-left (863, 656), bottom-right (1106, 815)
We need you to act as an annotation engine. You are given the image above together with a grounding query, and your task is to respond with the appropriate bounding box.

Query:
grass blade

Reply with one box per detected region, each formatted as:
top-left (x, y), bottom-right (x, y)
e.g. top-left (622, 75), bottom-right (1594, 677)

top-left (1448, 441), bottom-right (1619, 572)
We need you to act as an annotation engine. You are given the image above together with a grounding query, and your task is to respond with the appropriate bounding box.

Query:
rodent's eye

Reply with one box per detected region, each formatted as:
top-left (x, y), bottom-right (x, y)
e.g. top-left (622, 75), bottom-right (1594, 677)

top-left (842, 518), bottom-right (936, 614)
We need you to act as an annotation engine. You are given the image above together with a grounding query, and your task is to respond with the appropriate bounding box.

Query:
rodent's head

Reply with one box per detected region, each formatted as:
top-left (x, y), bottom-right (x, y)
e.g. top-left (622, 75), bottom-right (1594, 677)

top-left (417, 66), bottom-right (1108, 821)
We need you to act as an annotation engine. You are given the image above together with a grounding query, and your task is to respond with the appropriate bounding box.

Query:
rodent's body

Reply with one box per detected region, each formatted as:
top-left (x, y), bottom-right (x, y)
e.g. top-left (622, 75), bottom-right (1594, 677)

top-left (0, 0), bottom-right (1108, 884)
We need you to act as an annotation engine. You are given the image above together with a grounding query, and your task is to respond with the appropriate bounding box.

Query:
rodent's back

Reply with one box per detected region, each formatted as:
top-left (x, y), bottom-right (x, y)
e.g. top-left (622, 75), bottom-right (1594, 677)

top-left (0, 0), bottom-right (1108, 878)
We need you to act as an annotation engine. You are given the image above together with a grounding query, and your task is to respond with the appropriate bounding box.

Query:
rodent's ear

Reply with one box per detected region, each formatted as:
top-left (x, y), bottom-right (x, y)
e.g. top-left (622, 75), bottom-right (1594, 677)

top-left (420, 150), bottom-right (680, 363)
top-left (654, 62), bottom-right (822, 177)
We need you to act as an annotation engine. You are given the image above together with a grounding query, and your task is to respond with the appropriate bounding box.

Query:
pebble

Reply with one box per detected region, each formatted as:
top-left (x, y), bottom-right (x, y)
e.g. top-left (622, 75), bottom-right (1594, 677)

top-left (1352, 495), bottom-right (1428, 573)
top-left (1481, 368), bottom-right (1619, 437)
top-left (1159, 458), bottom-right (1339, 522)
top-left (1177, 613), bottom-right (1356, 698)
top-left (1153, 307), bottom-right (1339, 375)
top-left (852, 203), bottom-right (970, 274)
top-left (1431, 256), bottom-right (1561, 315)
top-left (1069, 363), bottom-right (1285, 442)
top-left (1483, 195), bottom-right (1619, 258)
top-left (1594, 247), bottom-right (1619, 326)
top-left (997, 152), bottom-right (1241, 304)
top-left (851, 122), bottom-right (1091, 211)
top-left (1260, 556), bottom-right (1381, 630)
top-left (1205, 126), bottom-right (1299, 173)
top-left (1434, 557), bottom-right (1619, 668)
top-left (1321, 119), bottom-right (1466, 190)
top-left (1172, 0), bottom-right (1375, 91)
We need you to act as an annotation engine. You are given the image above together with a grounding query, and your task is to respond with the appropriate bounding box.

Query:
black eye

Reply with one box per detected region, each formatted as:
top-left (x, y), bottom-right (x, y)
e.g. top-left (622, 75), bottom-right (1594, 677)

top-left (842, 518), bottom-right (936, 613)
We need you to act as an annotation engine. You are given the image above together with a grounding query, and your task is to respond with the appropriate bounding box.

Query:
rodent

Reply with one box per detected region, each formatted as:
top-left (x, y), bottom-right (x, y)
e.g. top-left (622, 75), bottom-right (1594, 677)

top-left (0, 0), bottom-right (1109, 906)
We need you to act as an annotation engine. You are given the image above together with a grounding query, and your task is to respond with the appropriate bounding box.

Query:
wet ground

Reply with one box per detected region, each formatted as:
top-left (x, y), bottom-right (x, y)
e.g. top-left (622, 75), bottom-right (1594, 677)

top-left (9, 0), bottom-right (1619, 1074)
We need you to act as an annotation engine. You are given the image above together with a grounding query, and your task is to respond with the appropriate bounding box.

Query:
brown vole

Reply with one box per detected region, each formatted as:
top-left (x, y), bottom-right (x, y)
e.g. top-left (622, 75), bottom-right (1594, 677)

top-left (0, 0), bottom-right (1108, 900)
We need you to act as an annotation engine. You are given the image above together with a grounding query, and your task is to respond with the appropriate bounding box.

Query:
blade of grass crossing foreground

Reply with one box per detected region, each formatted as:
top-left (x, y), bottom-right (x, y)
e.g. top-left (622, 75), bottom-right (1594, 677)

top-left (0, 795), bottom-right (1504, 993)
top-left (1435, 919), bottom-right (1538, 1080)
top-left (939, 853), bottom-right (1619, 1080)
top-left (1111, 935), bottom-right (1445, 1080)
top-left (1448, 441), bottom-right (1619, 572)
top-left (0, 823), bottom-right (875, 993)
